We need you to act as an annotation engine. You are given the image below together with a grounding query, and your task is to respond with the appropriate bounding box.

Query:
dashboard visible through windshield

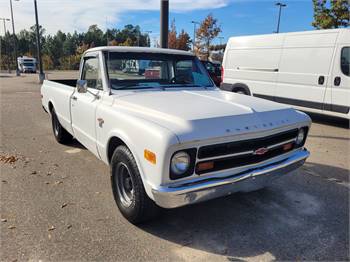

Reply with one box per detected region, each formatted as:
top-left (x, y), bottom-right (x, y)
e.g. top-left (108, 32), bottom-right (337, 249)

top-left (104, 52), bottom-right (213, 90)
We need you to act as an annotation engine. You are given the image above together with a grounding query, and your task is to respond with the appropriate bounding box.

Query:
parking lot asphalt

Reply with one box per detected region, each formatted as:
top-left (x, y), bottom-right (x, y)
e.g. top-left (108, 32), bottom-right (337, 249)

top-left (1, 72), bottom-right (349, 261)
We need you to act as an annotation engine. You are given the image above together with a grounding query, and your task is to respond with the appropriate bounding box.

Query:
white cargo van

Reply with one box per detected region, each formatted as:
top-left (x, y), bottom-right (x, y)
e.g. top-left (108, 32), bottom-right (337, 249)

top-left (221, 29), bottom-right (350, 119)
top-left (17, 56), bottom-right (37, 73)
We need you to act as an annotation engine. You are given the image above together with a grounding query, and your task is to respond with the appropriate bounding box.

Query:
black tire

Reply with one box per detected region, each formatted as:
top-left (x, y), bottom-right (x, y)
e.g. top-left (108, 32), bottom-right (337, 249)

top-left (234, 89), bottom-right (248, 95)
top-left (111, 146), bottom-right (160, 224)
top-left (51, 108), bottom-right (73, 144)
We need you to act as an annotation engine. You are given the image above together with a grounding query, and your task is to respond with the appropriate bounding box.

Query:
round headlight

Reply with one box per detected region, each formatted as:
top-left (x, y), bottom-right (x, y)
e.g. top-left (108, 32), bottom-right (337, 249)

top-left (296, 128), bottom-right (306, 145)
top-left (171, 151), bottom-right (190, 175)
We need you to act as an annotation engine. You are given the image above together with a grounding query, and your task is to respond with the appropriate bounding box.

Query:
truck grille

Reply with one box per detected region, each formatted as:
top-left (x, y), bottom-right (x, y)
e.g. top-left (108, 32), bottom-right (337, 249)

top-left (196, 129), bottom-right (301, 175)
top-left (197, 129), bottom-right (299, 159)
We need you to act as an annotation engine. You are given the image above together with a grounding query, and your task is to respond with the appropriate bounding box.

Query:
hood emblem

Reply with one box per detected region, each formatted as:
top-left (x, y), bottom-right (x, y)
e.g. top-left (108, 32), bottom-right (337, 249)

top-left (254, 147), bottom-right (269, 155)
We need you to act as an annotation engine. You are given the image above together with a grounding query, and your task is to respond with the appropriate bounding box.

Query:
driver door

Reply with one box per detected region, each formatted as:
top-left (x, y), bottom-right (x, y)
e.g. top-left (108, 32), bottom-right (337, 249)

top-left (71, 53), bottom-right (103, 157)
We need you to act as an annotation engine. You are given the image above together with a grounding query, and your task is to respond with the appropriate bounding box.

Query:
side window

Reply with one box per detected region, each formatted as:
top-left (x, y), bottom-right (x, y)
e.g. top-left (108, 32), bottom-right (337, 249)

top-left (82, 57), bottom-right (103, 90)
top-left (341, 47), bottom-right (349, 77)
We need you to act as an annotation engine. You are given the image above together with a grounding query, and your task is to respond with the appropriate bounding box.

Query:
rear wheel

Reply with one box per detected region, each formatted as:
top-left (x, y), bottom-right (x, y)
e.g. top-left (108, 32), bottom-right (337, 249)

top-left (111, 146), bottom-right (160, 224)
top-left (51, 108), bottom-right (73, 144)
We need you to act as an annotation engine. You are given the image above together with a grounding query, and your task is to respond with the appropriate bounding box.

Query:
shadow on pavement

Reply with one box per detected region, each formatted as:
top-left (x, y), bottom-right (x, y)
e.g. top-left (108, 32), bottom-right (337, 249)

top-left (66, 139), bottom-right (88, 150)
top-left (139, 162), bottom-right (349, 261)
top-left (305, 112), bottom-right (349, 129)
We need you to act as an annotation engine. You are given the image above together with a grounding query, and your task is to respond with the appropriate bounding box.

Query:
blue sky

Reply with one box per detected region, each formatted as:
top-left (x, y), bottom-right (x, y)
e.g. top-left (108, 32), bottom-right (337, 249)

top-left (0, 0), bottom-right (315, 44)
top-left (115, 0), bottom-right (315, 45)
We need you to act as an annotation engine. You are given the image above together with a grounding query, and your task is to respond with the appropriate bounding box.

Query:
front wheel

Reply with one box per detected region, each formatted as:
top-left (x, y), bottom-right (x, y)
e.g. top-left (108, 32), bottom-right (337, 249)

top-left (111, 146), bottom-right (160, 224)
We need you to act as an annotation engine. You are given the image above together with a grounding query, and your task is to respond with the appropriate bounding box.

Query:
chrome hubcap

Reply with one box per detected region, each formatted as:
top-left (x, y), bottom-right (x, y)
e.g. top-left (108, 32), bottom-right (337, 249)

top-left (116, 163), bottom-right (134, 207)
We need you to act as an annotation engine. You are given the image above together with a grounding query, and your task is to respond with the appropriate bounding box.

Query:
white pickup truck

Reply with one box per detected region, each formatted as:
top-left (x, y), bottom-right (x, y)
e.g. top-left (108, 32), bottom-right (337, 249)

top-left (41, 47), bottom-right (311, 224)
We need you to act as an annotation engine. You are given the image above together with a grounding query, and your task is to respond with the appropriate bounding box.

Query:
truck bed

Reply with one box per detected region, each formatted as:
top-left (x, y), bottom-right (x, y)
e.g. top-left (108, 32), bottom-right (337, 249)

top-left (50, 79), bottom-right (77, 87)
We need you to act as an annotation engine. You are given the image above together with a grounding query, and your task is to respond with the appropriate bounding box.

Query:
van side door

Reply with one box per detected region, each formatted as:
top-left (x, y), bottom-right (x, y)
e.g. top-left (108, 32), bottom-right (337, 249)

top-left (275, 32), bottom-right (337, 111)
top-left (328, 45), bottom-right (350, 115)
top-left (71, 52), bottom-right (103, 157)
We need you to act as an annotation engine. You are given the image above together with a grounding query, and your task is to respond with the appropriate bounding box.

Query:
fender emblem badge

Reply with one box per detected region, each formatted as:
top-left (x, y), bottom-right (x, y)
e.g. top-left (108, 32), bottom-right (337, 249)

top-left (97, 118), bottom-right (104, 127)
top-left (254, 147), bottom-right (269, 155)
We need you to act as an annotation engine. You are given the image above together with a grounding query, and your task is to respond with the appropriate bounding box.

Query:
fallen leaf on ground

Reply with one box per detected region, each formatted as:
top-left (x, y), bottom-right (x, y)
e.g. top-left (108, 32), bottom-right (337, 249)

top-left (0, 155), bottom-right (18, 164)
top-left (67, 224), bottom-right (72, 229)
top-left (47, 172), bottom-right (52, 176)
top-left (48, 226), bottom-right (55, 231)
top-left (31, 171), bottom-right (37, 175)
top-left (8, 225), bottom-right (16, 229)
top-left (2, 180), bottom-right (7, 184)
top-left (1, 218), bottom-right (7, 222)
top-left (54, 181), bottom-right (63, 185)
top-left (45, 181), bottom-right (50, 185)
top-left (61, 203), bottom-right (68, 208)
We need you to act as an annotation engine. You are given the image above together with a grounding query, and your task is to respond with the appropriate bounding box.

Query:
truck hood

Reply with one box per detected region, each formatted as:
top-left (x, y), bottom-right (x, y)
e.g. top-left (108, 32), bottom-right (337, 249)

top-left (114, 89), bottom-right (310, 143)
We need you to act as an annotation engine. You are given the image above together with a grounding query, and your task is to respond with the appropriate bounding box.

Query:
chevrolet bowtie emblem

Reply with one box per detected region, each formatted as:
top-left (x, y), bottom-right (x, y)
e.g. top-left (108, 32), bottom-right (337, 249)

top-left (254, 147), bottom-right (269, 155)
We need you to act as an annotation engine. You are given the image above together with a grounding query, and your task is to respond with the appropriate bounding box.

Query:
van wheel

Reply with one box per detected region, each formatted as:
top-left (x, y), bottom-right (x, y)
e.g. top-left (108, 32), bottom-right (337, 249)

top-left (111, 146), bottom-right (160, 224)
top-left (51, 108), bottom-right (73, 144)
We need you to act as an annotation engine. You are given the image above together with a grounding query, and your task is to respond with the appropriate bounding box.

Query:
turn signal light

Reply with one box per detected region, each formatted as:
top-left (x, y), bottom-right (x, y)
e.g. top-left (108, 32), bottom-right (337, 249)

top-left (197, 161), bottom-right (214, 172)
top-left (283, 143), bottom-right (293, 151)
top-left (144, 149), bottom-right (156, 164)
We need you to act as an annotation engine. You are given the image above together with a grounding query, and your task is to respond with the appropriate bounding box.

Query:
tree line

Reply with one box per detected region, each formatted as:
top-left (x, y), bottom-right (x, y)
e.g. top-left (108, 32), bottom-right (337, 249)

top-left (1, 24), bottom-right (154, 71)
top-left (1, 0), bottom-right (348, 71)
top-left (0, 13), bottom-right (222, 71)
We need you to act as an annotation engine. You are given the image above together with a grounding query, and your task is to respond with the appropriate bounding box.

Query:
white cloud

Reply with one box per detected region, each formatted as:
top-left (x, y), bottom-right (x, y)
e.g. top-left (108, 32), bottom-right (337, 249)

top-left (0, 0), bottom-right (230, 35)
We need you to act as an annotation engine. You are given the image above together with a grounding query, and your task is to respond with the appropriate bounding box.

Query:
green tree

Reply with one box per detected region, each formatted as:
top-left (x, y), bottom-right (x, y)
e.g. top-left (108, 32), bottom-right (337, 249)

top-left (84, 25), bottom-right (104, 46)
top-left (312, 0), bottom-right (349, 29)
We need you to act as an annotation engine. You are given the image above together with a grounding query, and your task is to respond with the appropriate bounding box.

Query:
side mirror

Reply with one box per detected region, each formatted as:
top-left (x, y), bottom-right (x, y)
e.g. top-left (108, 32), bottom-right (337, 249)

top-left (76, 80), bottom-right (87, 93)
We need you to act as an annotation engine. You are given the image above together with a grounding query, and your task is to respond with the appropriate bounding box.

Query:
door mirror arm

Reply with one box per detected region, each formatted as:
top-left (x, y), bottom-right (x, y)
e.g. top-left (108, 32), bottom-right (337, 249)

top-left (76, 80), bottom-right (100, 99)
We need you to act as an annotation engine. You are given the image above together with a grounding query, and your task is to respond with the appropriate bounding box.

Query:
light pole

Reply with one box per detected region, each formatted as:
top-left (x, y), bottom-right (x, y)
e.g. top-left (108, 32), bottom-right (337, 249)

top-left (10, 0), bottom-right (20, 76)
top-left (275, 2), bottom-right (286, 33)
top-left (160, 0), bottom-right (169, 48)
top-left (10, 0), bottom-right (21, 76)
top-left (34, 0), bottom-right (44, 83)
top-left (143, 31), bottom-right (152, 47)
top-left (191, 21), bottom-right (200, 52)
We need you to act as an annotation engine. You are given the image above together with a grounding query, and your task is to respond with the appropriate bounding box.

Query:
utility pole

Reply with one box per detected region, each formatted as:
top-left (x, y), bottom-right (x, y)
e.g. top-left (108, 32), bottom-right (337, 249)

top-left (275, 2), bottom-right (286, 33)
top-left (10, 0), bottom-right (20, 76)
top-left (1, 18), bottom-right (10, 35)
top-left (34, 0), bottom-right (44, 83)
top-left (1, 18), bottom-right (11, 72)
top-left (191, 21), bottom-right (200, 52)
top-left (160, 0), bottom-right (169, 48)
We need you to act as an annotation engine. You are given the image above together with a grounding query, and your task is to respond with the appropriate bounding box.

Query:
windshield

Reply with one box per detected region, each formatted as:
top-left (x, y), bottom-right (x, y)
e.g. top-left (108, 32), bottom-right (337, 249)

top-left (23, 63), bottom-right (34, 67)
top-left (104, 52), bottom-right (213, 90)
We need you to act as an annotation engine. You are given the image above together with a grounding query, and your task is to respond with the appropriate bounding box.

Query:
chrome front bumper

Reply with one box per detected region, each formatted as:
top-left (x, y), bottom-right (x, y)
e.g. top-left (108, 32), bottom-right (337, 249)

top-left (152, 149), bottom-right (309, 208)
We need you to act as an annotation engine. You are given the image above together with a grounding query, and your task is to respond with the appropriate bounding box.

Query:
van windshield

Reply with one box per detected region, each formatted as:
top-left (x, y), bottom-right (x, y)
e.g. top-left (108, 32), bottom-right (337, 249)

top-left (104, 52), bottom-right (213, 90)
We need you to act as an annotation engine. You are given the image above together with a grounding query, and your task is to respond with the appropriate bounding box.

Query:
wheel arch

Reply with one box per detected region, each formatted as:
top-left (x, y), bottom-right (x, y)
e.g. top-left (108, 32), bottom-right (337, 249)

top-left (106, 133), bottom-right (153, 199)
top-left (48, 101), bottom-right (54, 113)
top-left (231, 83), bottom-right (251, 95)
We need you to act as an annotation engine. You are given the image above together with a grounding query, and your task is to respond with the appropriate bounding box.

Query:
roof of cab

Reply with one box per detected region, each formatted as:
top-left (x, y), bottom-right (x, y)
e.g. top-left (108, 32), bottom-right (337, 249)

top-left (86, 46), bottom-right (195, 56)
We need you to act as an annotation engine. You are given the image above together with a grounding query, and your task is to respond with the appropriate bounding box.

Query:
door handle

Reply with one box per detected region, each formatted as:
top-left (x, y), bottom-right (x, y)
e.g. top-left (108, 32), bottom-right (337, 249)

top-left (334, 76), bottom-right (341, 86)
top-left (318, 76), bottom-right (325, 85)
top-left (72, 96), bottom-right (78, 101)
